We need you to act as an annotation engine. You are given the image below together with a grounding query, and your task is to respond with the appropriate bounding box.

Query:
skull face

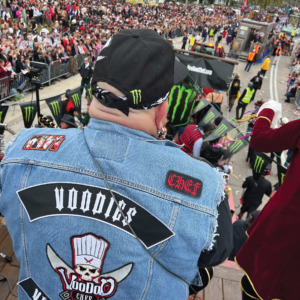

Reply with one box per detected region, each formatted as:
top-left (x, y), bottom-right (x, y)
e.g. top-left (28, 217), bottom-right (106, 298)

top-left (75, 265), bottom-right (100, 281)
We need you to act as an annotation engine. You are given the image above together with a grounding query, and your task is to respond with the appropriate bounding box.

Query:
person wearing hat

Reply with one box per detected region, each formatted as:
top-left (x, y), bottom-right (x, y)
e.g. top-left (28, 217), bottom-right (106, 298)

top-left (236, 82), bottom-right (255, 120)
top-left (0, 29), bottom-right (232, 299)
top-left (60, 113), bottom-right (78, 129)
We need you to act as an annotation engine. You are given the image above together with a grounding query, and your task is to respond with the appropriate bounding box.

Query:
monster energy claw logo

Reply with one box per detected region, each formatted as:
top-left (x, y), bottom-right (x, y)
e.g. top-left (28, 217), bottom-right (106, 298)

top-left (24, 106), bottom-right (34, 123)
top-left (281, 173), bottom-right (285, 184)
top-left (203, 111), bottom-right (215, 124)
top-left (253, 156), bottom-right (264, 173)
top-left (229, 140), bottom-right (243, 153)
top-left (130, 89), bottom-right (142, 105)
top-left (72, 93), bottom-right (80, 107)
top-left (50, 101), bottom-right (60, 116)
top-left (214, 124), bottom-right (228, 136)
top-left (88, 87), bottom-right (92, 100)
top-left (0, 111), bottom-right (2, 123)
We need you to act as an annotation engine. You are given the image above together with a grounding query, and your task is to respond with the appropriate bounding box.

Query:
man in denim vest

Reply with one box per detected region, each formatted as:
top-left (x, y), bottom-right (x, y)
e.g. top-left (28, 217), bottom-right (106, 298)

top-left (0, 29), bottom-right (232, 300)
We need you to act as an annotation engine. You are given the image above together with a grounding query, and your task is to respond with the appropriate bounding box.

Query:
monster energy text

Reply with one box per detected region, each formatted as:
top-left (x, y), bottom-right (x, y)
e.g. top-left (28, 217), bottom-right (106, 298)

top-left (131, 90), bottom-right (142, 105)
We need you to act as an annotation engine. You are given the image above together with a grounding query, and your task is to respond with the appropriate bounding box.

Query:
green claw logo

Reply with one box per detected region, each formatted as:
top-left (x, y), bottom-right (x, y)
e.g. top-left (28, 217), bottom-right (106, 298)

top-left (203, 111), bottom-right (215, 124)
top-left (229, 139), bottom-right (243, 153)
top-left (0, 111), bottom-right (2, 123)
top-left (253, 156), bottom-right (264, 173)
top-left (50, 101), bottom-right (60, 116)
top-left (130, 89), bottom-right (142, 105)
top-left (281, 173), bottom-right (285, 184)
top-left (24, 106), bottom-right (34, 123)
top-left (214, 124), bottom-right (228, 136)
top-left (72, 93), bottom-right (80, 107)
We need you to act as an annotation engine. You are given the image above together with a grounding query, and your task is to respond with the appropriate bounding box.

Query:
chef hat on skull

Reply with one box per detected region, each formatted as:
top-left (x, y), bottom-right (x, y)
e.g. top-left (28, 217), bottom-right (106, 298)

top-left (72, 234), bottom-right (109, 270)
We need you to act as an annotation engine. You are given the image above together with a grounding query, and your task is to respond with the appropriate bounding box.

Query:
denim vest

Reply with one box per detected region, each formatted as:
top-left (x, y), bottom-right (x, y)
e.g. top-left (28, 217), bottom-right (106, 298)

top-left (0, 119), bottom-right (225, 300)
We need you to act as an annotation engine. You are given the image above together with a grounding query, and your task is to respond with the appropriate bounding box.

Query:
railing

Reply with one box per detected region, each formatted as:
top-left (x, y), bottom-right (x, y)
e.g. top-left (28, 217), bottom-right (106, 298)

top-left (0, 55), bottom-right (91, 102)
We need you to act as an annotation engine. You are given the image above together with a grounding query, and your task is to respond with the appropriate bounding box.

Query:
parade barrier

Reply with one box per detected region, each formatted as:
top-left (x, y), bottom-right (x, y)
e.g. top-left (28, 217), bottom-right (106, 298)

top-left (0, 55), bottom-right (91, 102)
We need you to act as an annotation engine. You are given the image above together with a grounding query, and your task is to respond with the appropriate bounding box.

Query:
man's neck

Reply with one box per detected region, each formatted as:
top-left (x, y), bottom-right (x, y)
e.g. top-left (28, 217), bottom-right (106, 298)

top-left (89, 100), bottom-right (158, 137)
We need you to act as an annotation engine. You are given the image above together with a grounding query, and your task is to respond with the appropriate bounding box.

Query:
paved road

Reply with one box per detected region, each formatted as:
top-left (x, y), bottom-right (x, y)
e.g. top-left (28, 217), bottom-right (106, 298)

top-left (3, 36), bottom-right (298, 216)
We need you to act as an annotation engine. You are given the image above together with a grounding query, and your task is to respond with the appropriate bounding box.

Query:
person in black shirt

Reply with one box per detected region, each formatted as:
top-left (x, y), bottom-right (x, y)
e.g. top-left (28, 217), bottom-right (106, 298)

top-left (200, 137), bottom-right (226, 167)
top-left (250, 72), bottom-right (263, 99)
top-left (228, 210), bottom-right (260, 261)
top-left (238, 172), bottom-right (272, 219)
top-left (228, 74), bottom-right (240, 112)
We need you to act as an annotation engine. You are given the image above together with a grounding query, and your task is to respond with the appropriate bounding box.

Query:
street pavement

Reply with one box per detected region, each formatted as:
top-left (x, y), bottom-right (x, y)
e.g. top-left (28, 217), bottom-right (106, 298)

top-left (2, 36), bottom-right (299, 217)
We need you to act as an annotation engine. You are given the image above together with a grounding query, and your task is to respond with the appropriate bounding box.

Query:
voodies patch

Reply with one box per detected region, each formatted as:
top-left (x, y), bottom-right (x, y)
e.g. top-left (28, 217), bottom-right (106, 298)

top-left (165, 170), bottom-right (203, 198)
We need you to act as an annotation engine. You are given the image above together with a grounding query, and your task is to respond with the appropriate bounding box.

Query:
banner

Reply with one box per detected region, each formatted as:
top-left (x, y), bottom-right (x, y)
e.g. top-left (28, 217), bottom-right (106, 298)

top-left (45, 95), bottom-right (63, 126)
top-left (204, 118), bottom-right (235, 142)
top-left (175, 53), bottom-right (234, 91)
top-left (198, 104), bottom-right (221, 128)
top-left (222, 131), bottom-right (249, 160)
top-left (250, 151), bottom-right (271, 178)
top-left (66, 88), bottom-right (82, 115)
top-left (277, 164), bottom-right (287, 187)
top-left (192, 97), bottom-right (210, 115)
top-left (0, 105), bottom-right (9, 124)
top-left (168, 79), bottom-right (197, 127)
top-left (20, 102), bottom-right (37, 128)
top-left (85, 85), bottom-right (93, 102)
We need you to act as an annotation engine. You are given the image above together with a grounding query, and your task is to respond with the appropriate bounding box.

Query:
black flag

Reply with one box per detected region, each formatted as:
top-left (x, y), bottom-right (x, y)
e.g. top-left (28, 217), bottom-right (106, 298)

top-left (66, 88), bottom-right (82, 115)
top-left (168, 78), bottom-right (197, 127)
top-left (45, 95), bottom-right (63, 125)
top-left (85, 84), bottom-right (93, 102)
top-left (198, 104), bottom-right (221, 128)
top-left (250, 151), bottom-right (271, 179)
top-left (277, 164), bottom-right (287, 187)
top-left (0, 105), bottom-right (9, 123)
top-left (204, 118), bottom-right (235, 142)
top-left (192, 96), bottom-right (210, 115)
top-left (222, 131), bottom-right (249, 160)
top-left (20, 102), bottom-right (37, 128)
top-left (176, 53), bottom-right (234, 91)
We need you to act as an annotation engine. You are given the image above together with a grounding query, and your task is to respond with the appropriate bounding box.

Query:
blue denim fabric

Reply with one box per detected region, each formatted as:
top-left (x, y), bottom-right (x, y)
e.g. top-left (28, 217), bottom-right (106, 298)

top-left (0, 119), bottom-right (225, 300)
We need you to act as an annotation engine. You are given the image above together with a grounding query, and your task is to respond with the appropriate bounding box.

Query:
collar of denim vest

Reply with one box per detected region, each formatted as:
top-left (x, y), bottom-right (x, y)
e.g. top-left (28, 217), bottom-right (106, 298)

top-left (87, 118), bottom-right (181, 148)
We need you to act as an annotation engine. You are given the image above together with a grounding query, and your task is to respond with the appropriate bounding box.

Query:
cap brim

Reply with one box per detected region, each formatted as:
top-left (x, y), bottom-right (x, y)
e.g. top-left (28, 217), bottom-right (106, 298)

top-left (174, 59), bottom-right (188, 84)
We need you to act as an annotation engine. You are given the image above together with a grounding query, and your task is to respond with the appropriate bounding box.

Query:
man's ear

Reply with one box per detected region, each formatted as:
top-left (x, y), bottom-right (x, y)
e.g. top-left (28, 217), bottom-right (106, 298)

top-left (155, 101), bottom-right (168, 130)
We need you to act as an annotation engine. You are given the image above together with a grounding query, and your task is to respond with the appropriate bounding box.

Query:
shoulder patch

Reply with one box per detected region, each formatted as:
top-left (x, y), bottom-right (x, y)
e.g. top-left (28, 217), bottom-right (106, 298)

top-left (23, 135), bottom-right (65, 151)
top-left (165, 170), bottom-right (203, 198)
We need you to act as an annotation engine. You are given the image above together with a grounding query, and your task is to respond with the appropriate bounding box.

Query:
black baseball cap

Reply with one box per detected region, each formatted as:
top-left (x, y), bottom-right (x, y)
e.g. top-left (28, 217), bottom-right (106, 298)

top-left (92, 29), bottom-right (188, 114)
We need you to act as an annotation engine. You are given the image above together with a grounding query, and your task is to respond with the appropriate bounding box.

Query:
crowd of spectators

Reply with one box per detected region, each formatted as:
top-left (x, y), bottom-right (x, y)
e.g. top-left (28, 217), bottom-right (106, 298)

top-left (0, 1), bottom-right (243, 77)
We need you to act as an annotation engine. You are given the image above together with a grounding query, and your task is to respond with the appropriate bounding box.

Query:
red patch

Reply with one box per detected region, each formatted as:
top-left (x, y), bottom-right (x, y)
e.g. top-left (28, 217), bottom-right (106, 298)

top-left (165, 170), bottom-right (203, 198)
top-left (23, 135), bottom-right (65, 151)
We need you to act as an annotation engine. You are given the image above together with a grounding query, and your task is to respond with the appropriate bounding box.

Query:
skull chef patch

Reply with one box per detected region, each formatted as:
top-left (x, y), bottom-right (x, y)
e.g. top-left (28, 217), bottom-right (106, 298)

top-left (47, 233), bottom-right (133, 300)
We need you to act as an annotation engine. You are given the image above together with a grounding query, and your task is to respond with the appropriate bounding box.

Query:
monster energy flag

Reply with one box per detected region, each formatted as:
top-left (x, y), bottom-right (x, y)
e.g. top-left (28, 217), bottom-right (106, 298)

top-left (20, 102), bottom-right (37, 128)
top-left (222, 131), bottom-right (249, 160)
top-left (204, 118), bottom-right (235, 142)
top-left (168, 78), bottom-right (197, 127)
top-left (198, 104), bottom-right (221, 128)
top-left (0, 105), bottom-right (9, 124)
top-left (66, 87), bottom-right (82, 115)
top-left (192, 97), bottom-right (210, 115)
top-left (45, 95), bottom-right (63, 125)
top-left (277, 164), bottom-right (287, 187)
top-left (250, 151), bottom-right (271, 178)
top-left (85, 84), bottom-right (93, 102)
top-left (175, 53), bottom-right (234, 91)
